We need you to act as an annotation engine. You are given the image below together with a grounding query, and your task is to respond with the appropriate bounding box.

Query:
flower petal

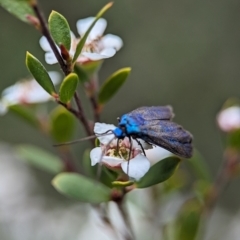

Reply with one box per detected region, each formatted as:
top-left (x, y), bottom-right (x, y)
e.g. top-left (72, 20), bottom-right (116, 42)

top-left (101, 34), bottom-right (123, 51)
top-left (82, 48), bottom-right (116, 60)
top-left (94, 122), bottom-right (116, 144)
top-left (90, 147), bottom-right (102, 166)
top-left (90, 147), bottom-right (124, 167)
top-left (39, 36), bottom-right (52, 51)
top-left (121, 154), bottom-right (150, 180)
top-left (81, 48), bottom-right (116, 60)
top-left (146, 146), bottom-right (173, 164)
top-left (76, 17), bottom-right (107, 42)
top-left (102, 156), bottom-right (124, 167)
top-left (45, 52), bottom-right (58, 65)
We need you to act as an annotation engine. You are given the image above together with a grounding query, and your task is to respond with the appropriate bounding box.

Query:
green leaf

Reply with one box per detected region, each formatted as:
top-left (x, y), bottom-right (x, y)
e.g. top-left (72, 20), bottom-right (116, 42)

top-left (72, 2), bottom-right (113, 63)
top-left (50, 106), bottom-right (76, 142)
top-left (52, 173), bottom-right (111, 203)
top-left (8, 104), bottom-right (40, 128)
top-left (98, 67), bottom-right (131, 105)
top-left (0, 0), bottom-right (35, 23)
top-left (136, 157), bottom-right (181, 188)
top-left (16, 144), bottom-right (64, 174)
top-left (26, 52), bottom-right (56, 96)
top-left (59, 73), bottom-right (78, 103)
top-left (48, 11), bottom-right (71, 50)
top-left (175, 198), bottom-right (202, 240)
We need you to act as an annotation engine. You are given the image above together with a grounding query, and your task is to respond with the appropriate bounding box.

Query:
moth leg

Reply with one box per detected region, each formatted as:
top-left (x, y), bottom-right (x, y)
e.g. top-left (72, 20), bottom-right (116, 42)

top-left (127, 136), bottom-right (133, 177)
top-left (134, 138), bottom-right (146, 156)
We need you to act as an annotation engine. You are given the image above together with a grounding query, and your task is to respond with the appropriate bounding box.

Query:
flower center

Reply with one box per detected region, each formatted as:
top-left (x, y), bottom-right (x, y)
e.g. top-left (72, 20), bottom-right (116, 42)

top-left (105, 140), bottom-right (132, 161)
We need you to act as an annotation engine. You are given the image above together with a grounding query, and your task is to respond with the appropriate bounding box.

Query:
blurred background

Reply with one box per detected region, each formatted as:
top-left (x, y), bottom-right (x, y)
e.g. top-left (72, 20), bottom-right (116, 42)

top-left (1, 0), bottom-right (240, 239)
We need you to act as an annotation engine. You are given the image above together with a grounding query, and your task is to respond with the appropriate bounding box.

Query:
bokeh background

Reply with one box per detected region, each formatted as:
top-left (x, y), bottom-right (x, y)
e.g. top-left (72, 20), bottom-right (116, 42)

top-left (1, 0), bottom-right (240, 239)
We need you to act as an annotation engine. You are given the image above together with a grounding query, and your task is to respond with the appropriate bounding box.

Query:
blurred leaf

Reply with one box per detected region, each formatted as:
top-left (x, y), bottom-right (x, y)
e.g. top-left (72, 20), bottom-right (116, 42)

top-left (175, 198), bottom-right (202, 240)
top-left (163, 169), bottom-right (187, 193)
top-left (16, 144), bottom-right (64, 174)
top-left (48, 11), bottom-right (71, 50)
top-left (0, 0), bottom-right (35, 23)
top-left (194, 179), bottom-right (211, 202)
top-left (136, 157), bottom-right (181, 188)
top-left (50, 106), bottom-right (75, 142)
top-left (72, 2), bottom-right (113, 63)
top-left (98, 67), bottom-right (131, 105)
top-left (52, 173), bottom-right (111, 203)
top-left (26, 52), bottom-right (56, 95)
top-left (8, 104), bottom-right (40, 128)
top-left (187, 149), bottom-right (211, 182)
top-left (59, 73), bottom-right (78, 103)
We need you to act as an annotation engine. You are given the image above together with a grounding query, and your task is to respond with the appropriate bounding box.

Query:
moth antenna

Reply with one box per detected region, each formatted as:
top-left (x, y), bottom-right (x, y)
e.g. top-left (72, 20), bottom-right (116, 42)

top-left (53, 135), bottom-right (97, 147)
top-left (53, 132), bottom-right (114, 147)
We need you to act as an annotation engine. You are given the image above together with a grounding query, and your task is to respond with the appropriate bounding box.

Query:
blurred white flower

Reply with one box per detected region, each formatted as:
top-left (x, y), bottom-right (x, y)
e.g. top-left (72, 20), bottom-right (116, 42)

top-left (40, 17), bottom-right (123, 65)
top-left (90, 123), bottom-right (168, 181)
top-left (217, 106), bottom-right (240, 132)
top-left (0, 71), bottom-right (61, 115)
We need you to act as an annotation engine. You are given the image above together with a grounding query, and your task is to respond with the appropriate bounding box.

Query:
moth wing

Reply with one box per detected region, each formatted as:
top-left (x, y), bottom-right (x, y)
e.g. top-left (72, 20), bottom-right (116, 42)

top-left (127, 106), bottom-right (174, 121)
top-left (140, 120), bottom-right (193, 158)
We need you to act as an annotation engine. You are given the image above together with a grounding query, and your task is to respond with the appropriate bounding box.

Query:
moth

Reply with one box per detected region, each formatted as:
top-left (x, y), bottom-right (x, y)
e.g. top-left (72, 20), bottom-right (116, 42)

top-left (111, 106), bottom-right (193, 158)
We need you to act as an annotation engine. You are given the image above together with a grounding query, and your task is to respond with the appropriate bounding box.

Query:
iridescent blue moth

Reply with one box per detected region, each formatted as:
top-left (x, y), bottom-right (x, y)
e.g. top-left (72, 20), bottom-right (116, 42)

top-left (112, 106), bottom-right (193, 158)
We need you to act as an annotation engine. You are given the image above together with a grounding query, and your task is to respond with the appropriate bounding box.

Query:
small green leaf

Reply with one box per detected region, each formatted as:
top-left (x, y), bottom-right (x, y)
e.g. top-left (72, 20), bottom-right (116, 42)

top-left (26, 52), bottom-right (56, 96)
top-left (48, 11), bottom-right (71, 50)
top-left (8, 104), bottom-right (40, 128)
top-left (136, 157), bottom-right (181, 188)
top-left (16, 144), bottom-right (64, 174)
top-left (59, 73), bottom-right (78, 103)
top-left (72, 2), bottom-right (113, 63)
top-left (98, 67), bottom-right (131, 104)
top-left (52, 173), bottom-right (111, 203)
top-left (175, 198), bottom-right (202, 240)
top-left (0, 0), bottom-right (35, 23)
top-left (50, 106), bottom-right (76, 142)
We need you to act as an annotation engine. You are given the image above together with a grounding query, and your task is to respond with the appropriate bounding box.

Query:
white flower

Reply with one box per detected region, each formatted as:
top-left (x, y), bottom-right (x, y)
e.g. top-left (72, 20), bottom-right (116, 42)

top-left (217, 106), bottom-right (240, 132)
top-left (90, 123), bottom-right (169, 181)
top-left (0, 71), bottom-right (61, 115)
top-left (40, 17), bottom-right (123, 65)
